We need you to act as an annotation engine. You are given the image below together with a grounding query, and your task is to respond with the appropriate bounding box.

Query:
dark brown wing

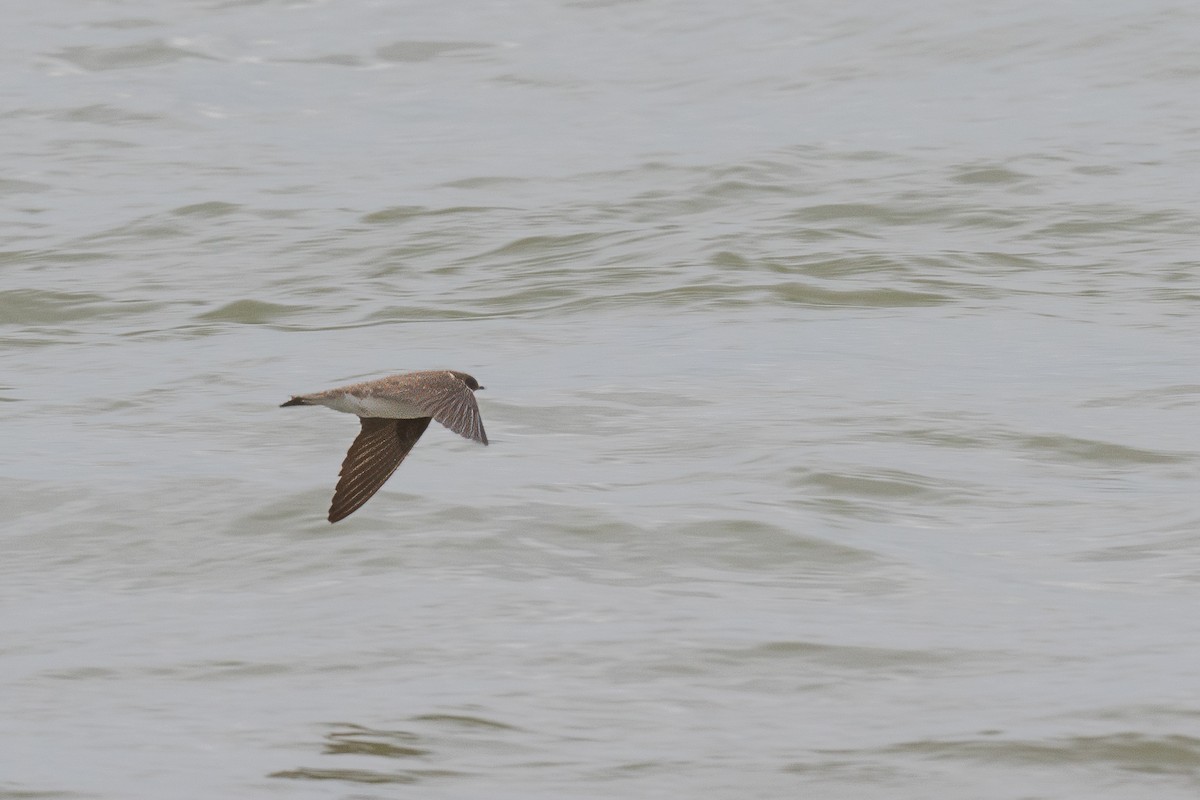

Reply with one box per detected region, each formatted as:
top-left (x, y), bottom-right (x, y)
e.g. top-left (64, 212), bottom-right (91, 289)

top-left (328, 417), bottom-right (431, 523)
top-left (407, 374), bottom-right (487, 445)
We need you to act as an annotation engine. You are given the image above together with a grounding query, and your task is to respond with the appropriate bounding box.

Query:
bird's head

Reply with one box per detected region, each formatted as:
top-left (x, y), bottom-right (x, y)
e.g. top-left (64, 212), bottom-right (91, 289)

top-left (450, 371), bottom-right (484, 391)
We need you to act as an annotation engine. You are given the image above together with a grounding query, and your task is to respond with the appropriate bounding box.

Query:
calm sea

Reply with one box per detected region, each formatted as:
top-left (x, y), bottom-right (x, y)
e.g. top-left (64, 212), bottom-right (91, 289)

top-left (4, 1), bottom-right (1200, 798)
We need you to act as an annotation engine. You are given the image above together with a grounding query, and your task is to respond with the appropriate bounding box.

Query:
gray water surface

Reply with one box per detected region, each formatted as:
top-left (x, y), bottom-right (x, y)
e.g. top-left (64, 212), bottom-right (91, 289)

top-left (4, 1), bottom-right (1200, 798)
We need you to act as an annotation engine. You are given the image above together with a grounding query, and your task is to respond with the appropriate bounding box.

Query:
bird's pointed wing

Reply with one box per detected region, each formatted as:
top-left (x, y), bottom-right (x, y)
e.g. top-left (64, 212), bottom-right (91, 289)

top-left (408, 375), bottom-right (487, 445)
top-left (328, 417), bottom-right (431, 523)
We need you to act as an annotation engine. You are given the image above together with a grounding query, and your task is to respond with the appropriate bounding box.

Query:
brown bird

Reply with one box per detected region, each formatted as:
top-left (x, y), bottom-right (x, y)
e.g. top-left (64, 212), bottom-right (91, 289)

top-left (281, 370), bottom-right (487, 522)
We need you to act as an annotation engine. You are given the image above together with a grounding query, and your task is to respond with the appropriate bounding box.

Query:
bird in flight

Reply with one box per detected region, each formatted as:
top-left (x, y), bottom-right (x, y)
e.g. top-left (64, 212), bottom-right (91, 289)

top-left (281, 370), bottom-right (487, 522)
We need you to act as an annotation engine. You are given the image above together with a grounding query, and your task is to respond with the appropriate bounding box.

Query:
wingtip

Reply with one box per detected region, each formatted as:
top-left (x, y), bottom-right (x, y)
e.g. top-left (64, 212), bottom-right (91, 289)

top-left (328, 500), bottom-right (353, 523)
